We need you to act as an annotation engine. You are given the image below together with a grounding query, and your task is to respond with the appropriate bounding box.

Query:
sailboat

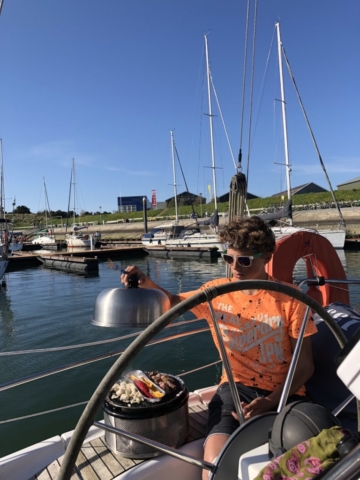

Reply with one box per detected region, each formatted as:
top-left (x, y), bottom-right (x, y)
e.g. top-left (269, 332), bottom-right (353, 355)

top-left (267, 23), bottom-right (346, 249)
top-left (143, 129), bottom-right (224, 250)
top-left (157, 36), bottom-right (224, 251)
top-left (65, 160), bottom-right (97, 248)
top-left (141, 131), bottom-right (181, 247)
top-left (32, 178), bottom-right (56, 245)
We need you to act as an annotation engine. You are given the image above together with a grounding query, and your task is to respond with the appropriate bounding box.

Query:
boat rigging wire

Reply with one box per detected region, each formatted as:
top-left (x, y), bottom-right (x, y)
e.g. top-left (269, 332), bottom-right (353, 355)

top-left (238, 0), bottom-right (251, 170)
top-left (280, 40), bottom-right (346, 228)
top-left (173, 143), bottom-right (198, 221)
top-left (210, 75), bottom-right (237, 170)
top-left (245, 0), bottom-right (258, 186)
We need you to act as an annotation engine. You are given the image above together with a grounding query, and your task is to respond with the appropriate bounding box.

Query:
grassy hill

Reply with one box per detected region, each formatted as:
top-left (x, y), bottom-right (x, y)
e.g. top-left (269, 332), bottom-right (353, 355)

top-left (11, 189), bottom-right (360, 229)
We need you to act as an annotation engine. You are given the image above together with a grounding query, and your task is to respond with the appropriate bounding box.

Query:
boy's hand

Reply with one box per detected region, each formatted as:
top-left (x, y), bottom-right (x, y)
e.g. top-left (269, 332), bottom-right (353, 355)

top-left (232, 397), bottom-right (276, 421)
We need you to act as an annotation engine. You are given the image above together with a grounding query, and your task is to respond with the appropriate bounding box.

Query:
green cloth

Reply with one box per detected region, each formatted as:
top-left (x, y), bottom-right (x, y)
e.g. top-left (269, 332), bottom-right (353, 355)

top-left (254, 426), bottom-right (345, 480)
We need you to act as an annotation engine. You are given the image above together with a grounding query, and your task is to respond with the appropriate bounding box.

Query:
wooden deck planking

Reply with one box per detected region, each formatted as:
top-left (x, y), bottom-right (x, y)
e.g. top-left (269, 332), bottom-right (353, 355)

top-left (90, 438), bottom-right (126, 477)
top-left (34, 405), bottom-right (208, 480)
top-left (81, 444), bottom-right (114, 480)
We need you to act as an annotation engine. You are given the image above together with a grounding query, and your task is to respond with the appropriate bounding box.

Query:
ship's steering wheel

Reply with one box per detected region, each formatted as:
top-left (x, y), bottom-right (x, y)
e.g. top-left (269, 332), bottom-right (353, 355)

top-left (57, 280), bottom-right (347, 480)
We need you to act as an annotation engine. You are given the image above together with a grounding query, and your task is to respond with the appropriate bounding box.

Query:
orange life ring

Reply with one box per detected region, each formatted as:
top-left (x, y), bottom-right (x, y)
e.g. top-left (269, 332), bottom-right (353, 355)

top-left (266, 230), bottom-right (349, 306)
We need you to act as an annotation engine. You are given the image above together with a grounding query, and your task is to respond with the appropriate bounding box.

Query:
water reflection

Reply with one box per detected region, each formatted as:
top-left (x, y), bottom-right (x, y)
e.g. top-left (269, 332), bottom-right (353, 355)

top-left (0, 291), bottom-right (15, 346)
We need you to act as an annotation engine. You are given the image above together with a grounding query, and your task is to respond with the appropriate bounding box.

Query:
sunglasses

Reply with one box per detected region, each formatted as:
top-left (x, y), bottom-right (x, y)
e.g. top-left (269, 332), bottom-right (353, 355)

top-left (221, 251), bottom-right (263, 268)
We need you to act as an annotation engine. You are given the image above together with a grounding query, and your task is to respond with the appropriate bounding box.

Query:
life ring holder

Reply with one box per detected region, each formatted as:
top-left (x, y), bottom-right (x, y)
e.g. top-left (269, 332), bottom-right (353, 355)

top-left (57, 280), bottom-right (347, 480)
top-left (267, 230), bottom-right (349, 306)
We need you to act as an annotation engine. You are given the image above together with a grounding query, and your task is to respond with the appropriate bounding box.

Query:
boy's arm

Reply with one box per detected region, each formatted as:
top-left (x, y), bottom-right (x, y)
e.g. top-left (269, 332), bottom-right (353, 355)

top-left (121, 265), bottom-right (182, 308)
top-left (242, 337), bottom-right (314, 419)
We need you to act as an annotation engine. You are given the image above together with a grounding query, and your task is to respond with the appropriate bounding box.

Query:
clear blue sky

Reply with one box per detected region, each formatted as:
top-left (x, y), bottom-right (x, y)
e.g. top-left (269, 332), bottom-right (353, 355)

top-left (0, 0), bottom-right (359, 214)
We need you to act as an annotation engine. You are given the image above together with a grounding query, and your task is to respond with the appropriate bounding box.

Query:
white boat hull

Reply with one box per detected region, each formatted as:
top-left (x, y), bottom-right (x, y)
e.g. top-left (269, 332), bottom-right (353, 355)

top-left (273, 226), bottom-right (346, 249)
top-left (141, 235), bottom-right (168, 246)
top-left (32, 235), bottom-right (56, 245)
top-left (66, 236), bottom-right (91, 248)
top-left (166, 234), bottom-right (224, 250)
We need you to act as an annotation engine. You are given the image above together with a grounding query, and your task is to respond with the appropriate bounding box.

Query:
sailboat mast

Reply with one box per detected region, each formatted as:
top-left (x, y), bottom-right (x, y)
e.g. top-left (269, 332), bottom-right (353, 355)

top-left (43, 178), bottom-right (48, 227)
top-left (170, 130), bottom-right (178, 223)
top-left (276, 22), bottom-right (292, 223)
top-left (204, 33), bottom-right (218, 211)
top-left (43, 177), bottom-right (53, 228)
top-left (72, 159), bottom-right (76, 225)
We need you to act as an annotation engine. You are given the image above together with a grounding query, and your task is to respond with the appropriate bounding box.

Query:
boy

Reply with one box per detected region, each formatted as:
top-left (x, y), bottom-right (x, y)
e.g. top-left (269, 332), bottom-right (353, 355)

top-left (121, 216), bottom-right (317, 476)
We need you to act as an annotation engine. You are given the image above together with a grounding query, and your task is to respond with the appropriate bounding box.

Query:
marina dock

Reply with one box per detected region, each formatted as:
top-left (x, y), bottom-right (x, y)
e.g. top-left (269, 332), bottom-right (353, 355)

top-left (145, 246), bottom-right (220, 258)
top-left (6, 246), bottom-right (148, 272)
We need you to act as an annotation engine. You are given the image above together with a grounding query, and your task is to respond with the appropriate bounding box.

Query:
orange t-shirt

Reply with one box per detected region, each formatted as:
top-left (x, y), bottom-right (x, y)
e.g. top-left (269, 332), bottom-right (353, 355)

top-left (179, 277), bottom-right (317, 395)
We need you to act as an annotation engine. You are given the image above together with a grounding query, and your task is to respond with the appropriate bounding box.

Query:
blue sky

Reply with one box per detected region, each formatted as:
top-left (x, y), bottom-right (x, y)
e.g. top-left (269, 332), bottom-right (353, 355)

top-left (0, 0), bottom-right (359, 214)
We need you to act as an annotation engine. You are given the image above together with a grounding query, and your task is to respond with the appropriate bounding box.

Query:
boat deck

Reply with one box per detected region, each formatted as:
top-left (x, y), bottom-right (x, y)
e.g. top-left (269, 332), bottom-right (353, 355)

top-left (32, 404), bottom-right (208, 480)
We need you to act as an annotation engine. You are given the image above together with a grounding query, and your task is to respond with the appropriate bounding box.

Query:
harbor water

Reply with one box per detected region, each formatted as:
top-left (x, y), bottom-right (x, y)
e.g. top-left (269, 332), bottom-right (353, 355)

top-left (1, 250), bottom-right (360, 457)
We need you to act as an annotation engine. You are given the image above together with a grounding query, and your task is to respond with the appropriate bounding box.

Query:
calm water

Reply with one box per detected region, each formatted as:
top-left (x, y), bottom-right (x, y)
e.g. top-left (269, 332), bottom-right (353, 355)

top-left (0, 251), bottom-right (360, 456)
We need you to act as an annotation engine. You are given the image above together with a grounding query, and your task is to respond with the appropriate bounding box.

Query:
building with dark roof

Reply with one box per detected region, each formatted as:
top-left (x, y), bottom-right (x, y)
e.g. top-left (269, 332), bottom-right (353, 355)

top-left (165, 191), bottom-right (202, 207)
top-left (117, 196), bottom-right (151, 212)
top-left (271, 182), bottom-right (328, 197)
top-left (217, 192), bottom-right (259, 202)
top-left (337, 177), bottom-right (360, 191)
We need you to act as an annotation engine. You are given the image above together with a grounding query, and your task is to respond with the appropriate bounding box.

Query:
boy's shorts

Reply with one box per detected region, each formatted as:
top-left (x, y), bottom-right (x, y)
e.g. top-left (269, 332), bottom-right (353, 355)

top-left (206, 382), bottom-right (306, 438)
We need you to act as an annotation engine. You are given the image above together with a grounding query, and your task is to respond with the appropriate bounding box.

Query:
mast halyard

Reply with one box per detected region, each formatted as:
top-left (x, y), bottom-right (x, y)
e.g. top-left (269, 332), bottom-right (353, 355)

top-left (204, 33), bottom-right (218, 213)
top-left (170, 130), bottom-right (179, 224)
top-left (276, 22), bottom-right (292, 225)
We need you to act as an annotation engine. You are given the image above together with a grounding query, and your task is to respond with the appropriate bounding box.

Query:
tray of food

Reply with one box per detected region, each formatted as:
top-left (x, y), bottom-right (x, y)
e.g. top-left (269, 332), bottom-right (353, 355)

top-left (107, 370), bottom-right (184, 409)
top-left (125, 370), bottom-right (166, 403)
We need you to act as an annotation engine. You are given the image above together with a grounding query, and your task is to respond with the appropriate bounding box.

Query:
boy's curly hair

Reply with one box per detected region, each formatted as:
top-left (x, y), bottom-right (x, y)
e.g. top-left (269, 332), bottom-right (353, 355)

top-left (219, 216), bottom-right (275, 253)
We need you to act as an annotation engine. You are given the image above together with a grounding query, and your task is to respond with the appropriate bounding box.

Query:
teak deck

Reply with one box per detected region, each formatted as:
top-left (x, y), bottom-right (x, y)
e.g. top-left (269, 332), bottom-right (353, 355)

top-left (32, 404), bottom-right (208, 480)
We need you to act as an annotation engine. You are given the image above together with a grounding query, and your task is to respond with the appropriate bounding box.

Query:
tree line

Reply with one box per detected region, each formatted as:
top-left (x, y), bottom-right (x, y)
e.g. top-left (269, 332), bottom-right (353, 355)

top-left (12, 206), bottom-right (111, 216)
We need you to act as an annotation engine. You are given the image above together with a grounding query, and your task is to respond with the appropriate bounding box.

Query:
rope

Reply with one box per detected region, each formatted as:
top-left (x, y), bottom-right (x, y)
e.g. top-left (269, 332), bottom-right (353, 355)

top-left (227, 172), bottom-right (248, 277)
top-left (281, 43), bottom-right (346, 229)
